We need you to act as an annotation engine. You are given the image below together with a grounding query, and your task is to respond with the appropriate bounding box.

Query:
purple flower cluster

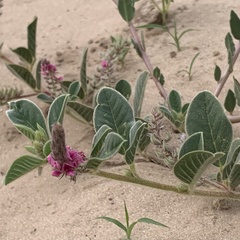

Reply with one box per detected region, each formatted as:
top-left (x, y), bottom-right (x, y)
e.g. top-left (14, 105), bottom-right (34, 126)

top-left (101, 60), bottom-right (109, 69)
top-left (47, 146), bottom-right (86, 178)
top-left (41, 59), bottom-right (63, 82)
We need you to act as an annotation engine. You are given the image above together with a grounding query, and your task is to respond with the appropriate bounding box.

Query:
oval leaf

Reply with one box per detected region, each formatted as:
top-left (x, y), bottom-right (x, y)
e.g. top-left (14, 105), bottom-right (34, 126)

top-left (118, 0), bottom-right (135, 22)
top-left (68, 81), bottom-right (81, 96)
top-left (169, 90), bottom-right (182, 113)
top-left (94, 87), bottom-right (134, 135)
top-left (214, 65), bottom-right (221, 82)
top-left (115, 79), bottom-right (132, 100)
top-left (224, 89), bottom-right (236, 113)
top-left (185, 91), bottom-right (232, 166)
top-left (6, 99), bottom-right (47, 134)
top-left (230, 10), bottom-right (240, 40)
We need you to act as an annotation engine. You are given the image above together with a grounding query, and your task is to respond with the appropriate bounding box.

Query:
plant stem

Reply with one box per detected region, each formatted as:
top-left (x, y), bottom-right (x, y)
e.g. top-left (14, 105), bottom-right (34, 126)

top-left (214, 41), bottom-right (240, 97)
top-left (128, 22), bottom-right (168, 100)
top-left (95, 169), bottom-right (240, 200)
top-left (112, 0), bottom-right (168, 100)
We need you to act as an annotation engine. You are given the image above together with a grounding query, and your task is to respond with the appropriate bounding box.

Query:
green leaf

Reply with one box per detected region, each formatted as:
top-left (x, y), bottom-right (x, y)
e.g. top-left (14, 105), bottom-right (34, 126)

top-left (225, 33), bottom-right (235, 67)
top-left (94, 87), bottom-right (134, 135)
top-left (6, 64), bottom-right (36, 89)
top-left (178, 132), bottom-right (204, 159)
top-left (86, 132), bottom-right (126, 169)
top-left (37, 93), bottom-right (54, 103)
top-left (224, 89), bottom-right (236, 113)
top-left (136, 218), bottom-right (169, 228)
top-left (43, 140), bottom-right (51, 157)
top-left (230, 10), bottom-right (240, 40)
top-left (214, 65), bottom-right (221, 82)
top-left (118, 0), bottom-right (135, 22)
top-left (4, 155), bottom-right (46, 185)
top-left (169, 90), bottom-right (182, 113)
top-left (67, 101), bottom-right (93, 123)
top-left (28, 17), bottom-right (37, 59)
top-left (174, 151), bottom-right (224, 191)
top-left (228, 155), bottom-right (240, 189)
top-left (124, 201), bottom-right (130, 228)
top-left (7, 99), bottom-right (47, 134)
top-left (125, 121), bottom-right (146, 164)
top-left (222, 139), bottom-right (240, 180)
top-left (68, 81), bottom-right (81, 96)
top-left (233, 77), bottom-right (240, 106)
top-left (181, 103), bottom-right (189, 115)
top-left (15, 124), bottom-right (35, 140)
top-left (185, 91), bottom-right (232, 166)
top-left (47, 94), bottom-right (69, 134)
top-left (133, 71), bottom-right (148, 117)
top-left (80, 48), bottom-right (88, 96)
top-left (12, 47), bottom-right (33, 64)
top-left (36, 59), bottom-right (42, 91)
top-left (115, 79), bottom-right (132, 100)
top-left (96, 216), bottom-right (127, 234)
top-left (91, 125), bottom-right (112, 157)
top-left (159, 105), bottom-right (175, 124)
top-left (25, 146), bottom-right (37, 155)
top-left (138, 118), bottom-right (151, 151)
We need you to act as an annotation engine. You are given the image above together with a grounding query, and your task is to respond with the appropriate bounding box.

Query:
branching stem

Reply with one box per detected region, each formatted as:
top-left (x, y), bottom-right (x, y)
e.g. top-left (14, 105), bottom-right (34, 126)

top-left (95, 170), bottom-right (240, 200)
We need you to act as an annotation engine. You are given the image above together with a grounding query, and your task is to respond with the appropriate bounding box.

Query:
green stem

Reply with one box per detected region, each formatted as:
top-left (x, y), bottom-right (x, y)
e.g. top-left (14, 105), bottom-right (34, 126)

top-left (95, 170), bottom-right (240, 200)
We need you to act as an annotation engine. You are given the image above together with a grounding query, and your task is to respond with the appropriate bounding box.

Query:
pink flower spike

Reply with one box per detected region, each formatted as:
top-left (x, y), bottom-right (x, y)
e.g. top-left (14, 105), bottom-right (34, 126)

top-left (47, 145), bottom-right (86, 180)
top-left (101, 60), bottom-right (108, 69)
top-left (41, 59), bottom-right (63, 82)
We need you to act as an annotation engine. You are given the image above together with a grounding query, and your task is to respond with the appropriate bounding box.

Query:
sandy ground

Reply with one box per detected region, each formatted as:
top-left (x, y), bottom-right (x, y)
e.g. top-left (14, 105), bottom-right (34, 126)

top-left (1, 0), bottom-right (240, 239)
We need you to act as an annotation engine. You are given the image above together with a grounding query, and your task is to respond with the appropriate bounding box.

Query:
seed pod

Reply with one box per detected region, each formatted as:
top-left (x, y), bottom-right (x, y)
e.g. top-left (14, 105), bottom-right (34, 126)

top-left (51, 123), bottom-right (67, 163)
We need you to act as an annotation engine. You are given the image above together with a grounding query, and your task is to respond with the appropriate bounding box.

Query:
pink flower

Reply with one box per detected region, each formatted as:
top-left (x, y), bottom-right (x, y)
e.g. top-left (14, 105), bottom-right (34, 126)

top-left (41, 59), bottom-right (63, 82)
top-left (101, 60), bottom-right (109, 69)
top-left (47, 146), bottom-right (86, 179)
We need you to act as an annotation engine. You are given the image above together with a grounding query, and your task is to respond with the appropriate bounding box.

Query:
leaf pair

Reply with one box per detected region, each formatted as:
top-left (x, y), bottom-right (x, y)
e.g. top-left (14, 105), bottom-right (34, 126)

top-left (7, 18), bottom-right (41, 91)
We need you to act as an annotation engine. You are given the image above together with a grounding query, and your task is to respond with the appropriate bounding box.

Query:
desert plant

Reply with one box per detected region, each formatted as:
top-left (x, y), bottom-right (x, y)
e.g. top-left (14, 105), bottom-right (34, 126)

top-left (138, 20), bottom-right (196, 51)
top-left (97, 201), bottom-right (168, 240)
top-left (4, 0), bottom-right (240, 214)
top-left (177, 52), bottom-right (200, 81)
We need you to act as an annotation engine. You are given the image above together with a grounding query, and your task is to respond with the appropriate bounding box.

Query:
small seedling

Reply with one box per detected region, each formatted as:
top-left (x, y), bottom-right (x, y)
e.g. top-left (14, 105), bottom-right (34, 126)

top-left (97, 201), bottom-right (168, 240)
top-left (177, 52), bottom-right (200, 81)
top-left (138, 21), bottom-right (196, 51)
top-left (150, 0), bottom-right (174, 25)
